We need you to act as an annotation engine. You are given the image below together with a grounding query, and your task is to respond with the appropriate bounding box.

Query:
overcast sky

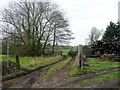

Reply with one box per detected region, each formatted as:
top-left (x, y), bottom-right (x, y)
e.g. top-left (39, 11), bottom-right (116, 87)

top-left (0, 0), bottom-right (120, 46)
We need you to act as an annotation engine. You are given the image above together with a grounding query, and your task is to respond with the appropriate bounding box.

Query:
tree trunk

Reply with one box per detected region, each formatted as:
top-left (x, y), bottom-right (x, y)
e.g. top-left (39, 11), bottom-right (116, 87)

top-left (52, 29), bottom-right (56, 54)
top-left (42, 34), bottom-right (50, 56)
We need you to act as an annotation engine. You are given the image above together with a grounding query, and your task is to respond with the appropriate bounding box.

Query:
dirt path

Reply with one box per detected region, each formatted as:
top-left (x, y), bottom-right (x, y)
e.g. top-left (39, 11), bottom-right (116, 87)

top-left (61, 67), bottom-right (120, 88)
top-left (2, 57), bottom-right (67, 88)
top-left (32, 58), bottom-right (75, 88)
top-left (90, 78), bottom-right (120, 88)
top-left (3, 65), bottom-right (50, 88)
top-left (64, 78), bottom-right (120, 88)
top-left (3, 57), bottom-right (75, 88)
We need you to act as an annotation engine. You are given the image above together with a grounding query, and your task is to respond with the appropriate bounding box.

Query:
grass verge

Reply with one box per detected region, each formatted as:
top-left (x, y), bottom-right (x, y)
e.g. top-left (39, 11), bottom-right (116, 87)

top-left (2, 56), bottom-right (63, 81)
top-left (27, 56), bottom-right (63, 70)
top-left (1, 55), bottom-right (62, 69)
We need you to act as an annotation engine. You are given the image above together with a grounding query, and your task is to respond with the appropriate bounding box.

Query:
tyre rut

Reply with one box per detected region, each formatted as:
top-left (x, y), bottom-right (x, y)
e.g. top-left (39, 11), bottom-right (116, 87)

top-left (61, 67), bottom-right (120, 88)
top-left (33, 58), bottom-right (75, 88)
top-left (2, 56), bottom-right (67, 88)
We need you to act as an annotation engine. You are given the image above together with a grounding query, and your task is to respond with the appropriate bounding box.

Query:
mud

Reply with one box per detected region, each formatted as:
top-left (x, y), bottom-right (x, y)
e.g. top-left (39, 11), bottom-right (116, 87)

top-left (61, 67), bottom-right (120, 88)
top-left (3, 57), bottom-right (67, 88)
top-left (90, 78), bottom-right (120, 88)
top-left (32, 58), bottom-right (75, 88)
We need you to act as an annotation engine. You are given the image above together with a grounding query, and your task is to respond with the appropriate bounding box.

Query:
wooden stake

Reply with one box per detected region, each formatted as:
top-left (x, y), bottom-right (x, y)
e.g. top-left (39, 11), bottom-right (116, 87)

top-left (16, 55), bottom-right (20, 70)
top-left (77, 45), bottom-right (84, 69)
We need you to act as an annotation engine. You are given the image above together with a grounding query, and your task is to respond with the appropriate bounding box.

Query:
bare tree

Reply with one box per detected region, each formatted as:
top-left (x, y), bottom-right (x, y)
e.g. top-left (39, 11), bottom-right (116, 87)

top-left (85, 27), bottom-right (101, 46)
top-left (1, 1), bottom-right (74, 56)
top-left (50, 11), bottom-right (74, 54)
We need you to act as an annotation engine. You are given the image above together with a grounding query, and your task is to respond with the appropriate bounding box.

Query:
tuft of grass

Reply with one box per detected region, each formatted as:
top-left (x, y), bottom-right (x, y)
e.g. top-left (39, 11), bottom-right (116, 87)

top-left (43, 57), bottom-right (72, 78)
top-left (27, 56), bottom-right (63, 70)
top-left (66, 64), bottom-right (86, 78)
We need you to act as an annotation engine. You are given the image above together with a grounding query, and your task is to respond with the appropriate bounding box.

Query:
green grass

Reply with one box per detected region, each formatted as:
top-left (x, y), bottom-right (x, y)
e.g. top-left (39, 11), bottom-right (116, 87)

top-left (2, 70), bottom-right (24, 80)
top-left (1, 55), bottom-right (15, 61)
top-left (43, 56), bottom-right (72, 78)
top-left (1, 55), bottom-right (63, 70)
top-left (1, 55), bottom-right (42, 64)
top-left (27, 56), bottom-right (63, 70)
top-left (79, 71), bottom-right (120, 86)
top-left (67, 58), bottom-right (120, 77)
top-left (66, 65), bottom-right (86, 77)
top-left (84, 58), bottom-right (120, 72)
top-left (61, 49), bottom-right (71, 56)
top-left (2, 55), bottom-right (63, 80)
top-left (61, 48), bottom-right (76, 56)
top-left (70, 71), bottom-right (120, 87)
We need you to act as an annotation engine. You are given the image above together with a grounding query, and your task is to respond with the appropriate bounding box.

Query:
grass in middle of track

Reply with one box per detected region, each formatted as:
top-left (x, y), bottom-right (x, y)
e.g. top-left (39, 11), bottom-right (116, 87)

top-left (43, 56), bottom-right (72, 78)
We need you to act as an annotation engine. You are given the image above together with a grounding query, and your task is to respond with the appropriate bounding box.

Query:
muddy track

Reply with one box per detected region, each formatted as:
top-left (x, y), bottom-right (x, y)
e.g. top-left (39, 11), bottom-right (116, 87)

top-left (8, 65), bottom-right (53, 88)
top-left (61, 67), bottom-right (120, 88)
top-left (3, 56), bottom-right (67, 82)
top-left (2, 56), bottom-right (67, 88)
top-left (48, 58), bottom-right (75, 87)
top-left (32, 58), bottom-right (75, 88)
top-left (89, 78), bottom-right (120, 88)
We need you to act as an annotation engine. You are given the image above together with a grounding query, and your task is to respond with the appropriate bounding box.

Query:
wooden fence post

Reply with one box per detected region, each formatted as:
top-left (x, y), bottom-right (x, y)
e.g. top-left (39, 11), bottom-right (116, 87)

top-left (77, 45), bottom-right (84, 69)
top-left (16, 55), bottom-right (20, 70)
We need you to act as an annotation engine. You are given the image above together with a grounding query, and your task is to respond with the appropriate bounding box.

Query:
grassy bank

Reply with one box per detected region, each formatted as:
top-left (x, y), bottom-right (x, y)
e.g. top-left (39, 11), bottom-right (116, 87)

top-left (1, 55), bottom-right (63, 69)
top-left (27, 56), bottom-right (63, 70)
top-left (2, 55), bottom-right (63, 81)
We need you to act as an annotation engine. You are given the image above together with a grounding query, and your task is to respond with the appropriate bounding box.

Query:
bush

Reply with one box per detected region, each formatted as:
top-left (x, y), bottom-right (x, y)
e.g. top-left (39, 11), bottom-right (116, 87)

top-left (68, 51), bottom-right (77, 57)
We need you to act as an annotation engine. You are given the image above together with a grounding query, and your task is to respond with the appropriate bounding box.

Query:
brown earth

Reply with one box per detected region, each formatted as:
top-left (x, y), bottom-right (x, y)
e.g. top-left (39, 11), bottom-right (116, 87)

top-left (32, 58), bottom-right (75, 88)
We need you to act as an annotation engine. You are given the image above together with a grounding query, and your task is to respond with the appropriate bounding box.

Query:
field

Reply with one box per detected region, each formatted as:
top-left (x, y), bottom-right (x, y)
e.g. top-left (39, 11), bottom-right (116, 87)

top-left (61, 48), bottom-right (76, 55)
top-left (1, 55), bottom-right (63, 69)
top-left (67, 58), bottom-right (120, 77)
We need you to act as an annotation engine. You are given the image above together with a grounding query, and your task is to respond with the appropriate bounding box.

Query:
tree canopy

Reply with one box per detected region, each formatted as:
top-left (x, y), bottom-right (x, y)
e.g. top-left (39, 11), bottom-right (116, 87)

top-left (103, 21), bottom-right (120, 40)
top-left (85, 27), bottom-right (101, 46)
top-left (1, 1), bottom-right (74, 56)
top-left (91, 21), bottom-right (120, 55)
